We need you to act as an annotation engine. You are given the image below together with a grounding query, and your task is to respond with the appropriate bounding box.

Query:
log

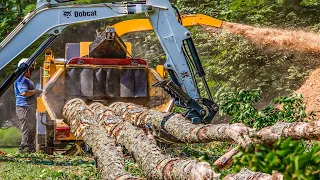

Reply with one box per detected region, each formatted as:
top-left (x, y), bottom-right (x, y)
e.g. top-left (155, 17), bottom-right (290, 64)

top-left (63, 99), bottom-right (139, 180)
top-left (107, 102), bottom-right (320, 171)
top-left (90, 102), bottom-right (220, 180)
top-left (109, 102), bottom-right (254, 147)
top-left (256, 121), bottom-right (320, 143)
top-left (109, 102), bottom-right (320, 145)
top-left (224, 168), bottom-right (283, 180)
top-left (63, 99), bottom-right (288, 180)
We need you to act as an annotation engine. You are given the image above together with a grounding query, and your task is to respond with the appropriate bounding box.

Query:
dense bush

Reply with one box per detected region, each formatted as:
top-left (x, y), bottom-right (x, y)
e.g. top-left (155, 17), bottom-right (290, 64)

top-left (233, 138), bottom-right (320, 179)
top-left (220, 89), bottom-right (311, 129)
top-left (220, 89), bottom-right (320, 178)
top-left (175, 0), bottom-right (320, 28)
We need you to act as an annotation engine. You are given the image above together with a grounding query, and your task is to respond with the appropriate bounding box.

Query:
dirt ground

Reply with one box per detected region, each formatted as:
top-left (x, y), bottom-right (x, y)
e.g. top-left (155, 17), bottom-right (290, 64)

top-left (294, 68), bottom-right (320, 119)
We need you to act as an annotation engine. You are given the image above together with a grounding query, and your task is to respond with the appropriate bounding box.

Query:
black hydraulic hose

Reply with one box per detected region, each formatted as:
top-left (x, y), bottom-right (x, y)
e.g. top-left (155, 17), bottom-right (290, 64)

top-left (0, 35), bottom-right (57, 97)
top-left (167, 69), bottom-right (181, 87)
top-left (185, 38), bottom-right (205, 77)
top-left (171, 5), bottom-right (182, 24)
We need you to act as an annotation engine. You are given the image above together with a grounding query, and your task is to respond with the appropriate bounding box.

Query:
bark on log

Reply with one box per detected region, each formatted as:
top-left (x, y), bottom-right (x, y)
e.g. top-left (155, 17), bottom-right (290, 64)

top-left (63, 99), bottom-right (139, 180)
top-left (90, 102), bottom-right (220, 180)
top-left (109, 102), bottom-right (253, 147)
top-left (224, 168), bottom-right (283, 180)
top-left (109, 102), bottom-right (320, 145)
top-left (256, 121), bottom-right (320, 143)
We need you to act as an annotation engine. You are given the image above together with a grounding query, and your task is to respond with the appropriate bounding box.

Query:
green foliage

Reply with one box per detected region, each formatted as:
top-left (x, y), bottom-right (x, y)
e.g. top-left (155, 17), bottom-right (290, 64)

top-left (0, 162), bottom-right (99, 180)
top-left (38, 164), bottom-right (99, 180)
top-left (0, 148), bottom-right (18, 154)
top-left (0, 152), bottom-right (99, 179)
top-left (175, 0), bottom-right (320, 28)
top-left (192, 29), bottom-right (319, 103)
top-left (1, 153), bottom-right (96, 166)
top-left (124, 159), bottom-right (143, 177)
top-left (162, 142), bottom-right (235, 166)
top-left (233, 138), bottom-right (320, 179)
top-left (0, 0), bottom-right (39, 82)
top-left (0, 127), bottom-right (21, 146)
top-left (221, 89), bottom-right (309, 129)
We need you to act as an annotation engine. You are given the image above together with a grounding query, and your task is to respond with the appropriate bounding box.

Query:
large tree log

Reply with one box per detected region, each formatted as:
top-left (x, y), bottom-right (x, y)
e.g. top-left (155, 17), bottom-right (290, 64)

top-left (109, 102), bottom-right (253, 147)
top-left (90, 102), bottom-right (220, 180)
top-left (63, 99), bottom-right (139, 180)
top-left (109, 102), bottom-right (320, 145)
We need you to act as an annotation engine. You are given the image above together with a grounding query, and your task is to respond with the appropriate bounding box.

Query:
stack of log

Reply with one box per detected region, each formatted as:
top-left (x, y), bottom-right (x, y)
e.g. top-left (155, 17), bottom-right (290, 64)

top-left (63, 99), bottom-right (320, 180)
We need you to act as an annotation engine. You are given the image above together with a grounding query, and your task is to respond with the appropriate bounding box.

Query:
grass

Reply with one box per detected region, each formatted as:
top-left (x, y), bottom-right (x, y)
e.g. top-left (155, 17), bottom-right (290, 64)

top-left (0, 162), bottom-right (99, 180)
top-left (0, 151), bottom-right (99, 180)
top-left (0, 127), bottom-right (21, 146)
top-left (0, 148), bottom-right (99, 179)
top-left (0, 147), bottom-right (18, 154)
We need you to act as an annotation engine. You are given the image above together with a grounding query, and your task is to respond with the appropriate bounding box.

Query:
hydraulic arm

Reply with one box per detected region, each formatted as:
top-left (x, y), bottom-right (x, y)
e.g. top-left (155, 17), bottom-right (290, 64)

top-left (0, 0), bottom-right (220, 123)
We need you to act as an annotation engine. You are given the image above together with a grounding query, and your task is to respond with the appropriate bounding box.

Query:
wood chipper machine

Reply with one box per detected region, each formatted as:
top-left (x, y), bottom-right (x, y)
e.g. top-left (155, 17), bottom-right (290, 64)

top-left (34, 14), bottom-right (222, 154)
top-left (35, 30), bottom-right (174, 154)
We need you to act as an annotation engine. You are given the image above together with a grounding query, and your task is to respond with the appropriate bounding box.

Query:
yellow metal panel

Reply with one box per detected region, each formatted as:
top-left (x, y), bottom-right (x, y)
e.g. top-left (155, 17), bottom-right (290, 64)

top-left (155, 65), bottom-right (168, 79)
top-left (124, 42), bottom-right (132, 57)
top-left (80, 42), bottom-right (92, 57)
top-left (55, 65), bottom-right (65, 71)
top-left (148, 68), bottom-right (174, 112)
top-left (195, 14), bottom-right (223, 27)
top-left (43, 49), bottom-right (57, 87)
top-left (36, 97), bottom-right (46, 113)
top-left (111, 19), bottom-right (153, 37)
top-left (111, 14), bottom-right (223, 37)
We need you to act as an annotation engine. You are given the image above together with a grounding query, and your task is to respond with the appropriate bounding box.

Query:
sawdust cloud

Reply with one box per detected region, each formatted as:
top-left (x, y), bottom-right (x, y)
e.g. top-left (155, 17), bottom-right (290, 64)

top-left (222, 22), bottom-right (320, 53)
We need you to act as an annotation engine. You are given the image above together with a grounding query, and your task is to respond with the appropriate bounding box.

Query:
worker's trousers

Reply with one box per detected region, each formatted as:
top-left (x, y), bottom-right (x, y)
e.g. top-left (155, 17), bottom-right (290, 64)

top-left (16, 106), bottom-right (36, 153)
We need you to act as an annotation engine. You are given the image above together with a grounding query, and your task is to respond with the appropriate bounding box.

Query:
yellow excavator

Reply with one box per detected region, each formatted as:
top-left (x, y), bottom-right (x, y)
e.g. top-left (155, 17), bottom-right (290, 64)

top-left (0, 0), bottom-right (222, 154)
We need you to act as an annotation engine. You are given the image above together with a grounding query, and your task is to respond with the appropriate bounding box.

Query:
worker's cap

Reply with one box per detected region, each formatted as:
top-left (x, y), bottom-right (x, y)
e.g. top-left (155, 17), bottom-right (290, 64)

top-left (18, 58), bottom-right (36, 68)
top-left (18, 58), bottom-right (36, 74)
top-left (18, 58), bottom-right (28, 67)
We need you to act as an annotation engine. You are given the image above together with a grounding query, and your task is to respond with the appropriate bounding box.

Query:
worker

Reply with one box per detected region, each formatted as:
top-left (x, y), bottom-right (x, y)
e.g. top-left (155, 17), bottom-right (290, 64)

top-left (14, 59), bottom-right (42, 153)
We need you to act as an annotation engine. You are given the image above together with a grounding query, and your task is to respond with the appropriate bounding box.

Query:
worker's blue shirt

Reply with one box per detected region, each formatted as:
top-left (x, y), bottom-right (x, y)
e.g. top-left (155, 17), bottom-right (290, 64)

top-left (14, 76), bottom-right (36, 107)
